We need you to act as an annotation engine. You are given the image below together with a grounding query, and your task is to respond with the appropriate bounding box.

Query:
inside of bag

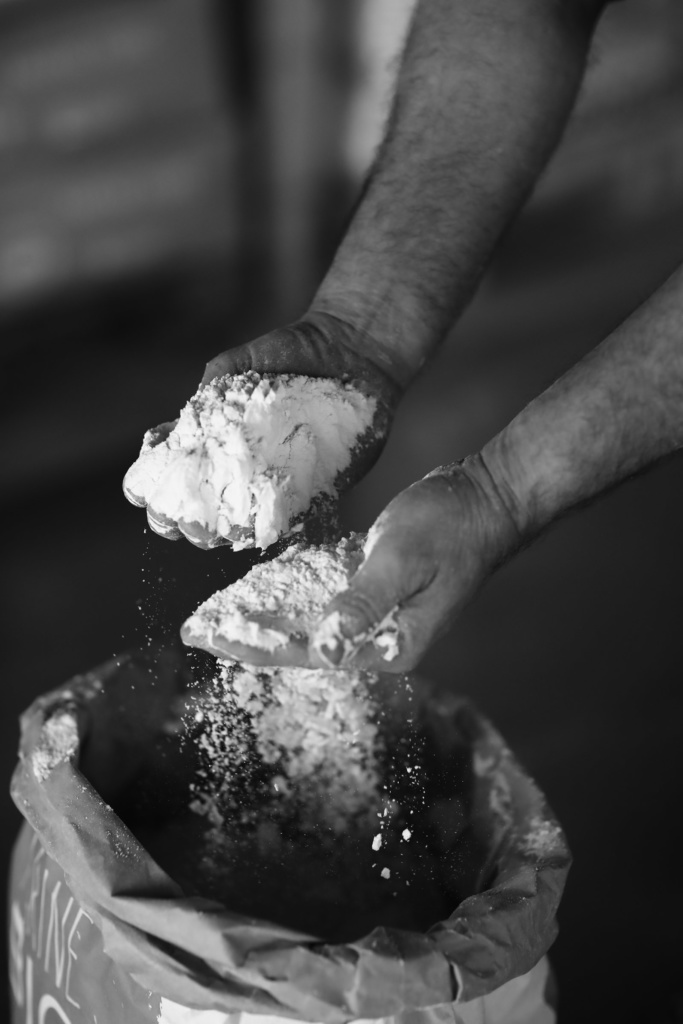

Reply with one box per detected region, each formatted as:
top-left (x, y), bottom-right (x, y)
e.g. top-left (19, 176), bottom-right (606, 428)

top-left (94, 654), bottom-right (492, 942)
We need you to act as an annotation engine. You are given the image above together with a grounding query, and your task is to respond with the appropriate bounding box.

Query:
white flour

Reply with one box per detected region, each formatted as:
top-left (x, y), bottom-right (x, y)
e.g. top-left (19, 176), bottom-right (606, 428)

top-left (308, 529), bottom-right (401, 664)
top-left (31, 710), bottom-right (79, 782)
top-left (177, 660), bottom-right (443, 941)
top-left (188, 662), bottom-right (383, 836)
top-left (182, 536), bottom-right (362, 654)
top-left (123, 372), bottom-right (377, 550)
top-left (521, 814), bottom-right (565, 858)
top-left (182, 534), bottom-right (400, 661)
top-left (314, 606), bottom-right (400, 665)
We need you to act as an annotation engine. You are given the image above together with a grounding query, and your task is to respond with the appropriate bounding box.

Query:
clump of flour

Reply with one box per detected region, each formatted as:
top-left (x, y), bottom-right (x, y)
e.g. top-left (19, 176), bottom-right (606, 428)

top-left (31, 710), bottom-right (79, 782)
top-left (181, 534), bottom-right (400, 661)
top-left (123, 372), bottom-right (377, 550)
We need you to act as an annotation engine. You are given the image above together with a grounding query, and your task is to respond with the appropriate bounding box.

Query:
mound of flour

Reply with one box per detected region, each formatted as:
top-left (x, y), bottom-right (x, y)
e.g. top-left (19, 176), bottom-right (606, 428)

top-left (123, 372), bottom-right (377, 550)
top-left (181, 534), bottom-right (400, 661)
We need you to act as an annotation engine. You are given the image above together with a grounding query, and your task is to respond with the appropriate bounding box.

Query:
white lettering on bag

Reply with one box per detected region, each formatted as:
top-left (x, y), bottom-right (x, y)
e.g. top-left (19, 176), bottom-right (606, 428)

top-left (26, 850), bottom-right (46, 956)
top-left (65, 908), bottom-right (92, 1010)
top-left (44, 882), bottom-right (75, 987)
top-left (38, 994), bottom-right (74, 1024)
top-left (25, 954), bottom-right (34, 1024)
top-left (9, 902), bottom-right (25, 1007)
top-left (14, 839), bottom-right (95, 1019)
top-left (36, 869), bottom-right (49, 960)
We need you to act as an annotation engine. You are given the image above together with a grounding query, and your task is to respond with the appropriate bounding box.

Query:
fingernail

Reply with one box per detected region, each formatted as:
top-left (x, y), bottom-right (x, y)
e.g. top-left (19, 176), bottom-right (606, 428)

top-left (316, 640), bottom-right (344, 667)
top-left (312, 612), bottom-right (346, 666)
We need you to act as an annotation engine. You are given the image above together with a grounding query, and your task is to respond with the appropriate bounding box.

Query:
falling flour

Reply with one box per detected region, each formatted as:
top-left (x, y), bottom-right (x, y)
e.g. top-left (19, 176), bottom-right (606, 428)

top-left (181, 534), bottom-right (400, 661)
top-left (187, 661), bottom-right (384, 837)
top-left (116, 656), bottom-right (472, 941)
top-left (123, 372), bottom-right (378, 550)
top-left (165, 659), bottom-right (450, 940)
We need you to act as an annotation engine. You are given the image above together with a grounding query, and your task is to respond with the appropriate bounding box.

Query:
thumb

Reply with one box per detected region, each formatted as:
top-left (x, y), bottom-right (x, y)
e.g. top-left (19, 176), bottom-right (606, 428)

top-left (201, 342), bottom-right (255, 385)
top-left (310, 534), bottom-right (421, 667)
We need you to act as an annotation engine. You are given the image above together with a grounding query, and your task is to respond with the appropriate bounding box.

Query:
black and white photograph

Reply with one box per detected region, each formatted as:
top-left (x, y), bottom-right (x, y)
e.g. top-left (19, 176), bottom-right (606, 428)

top-left (1, 2), bottom-right (682, 1022)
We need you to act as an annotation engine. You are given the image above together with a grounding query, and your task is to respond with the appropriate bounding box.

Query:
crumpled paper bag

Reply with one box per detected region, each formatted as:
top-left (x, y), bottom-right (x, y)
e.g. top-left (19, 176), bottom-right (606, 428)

top-left (9, 647), bottom-right (569, 1024)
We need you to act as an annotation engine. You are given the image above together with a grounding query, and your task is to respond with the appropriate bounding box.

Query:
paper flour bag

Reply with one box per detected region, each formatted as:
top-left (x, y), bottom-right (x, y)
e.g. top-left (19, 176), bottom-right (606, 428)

top-left (9, 647), bottom-right (568, 1024)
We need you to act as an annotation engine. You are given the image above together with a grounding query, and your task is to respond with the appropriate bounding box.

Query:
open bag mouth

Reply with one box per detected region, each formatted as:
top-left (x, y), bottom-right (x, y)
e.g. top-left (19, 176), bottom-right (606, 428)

top-left (11, 645), bottom-right (570, 1020)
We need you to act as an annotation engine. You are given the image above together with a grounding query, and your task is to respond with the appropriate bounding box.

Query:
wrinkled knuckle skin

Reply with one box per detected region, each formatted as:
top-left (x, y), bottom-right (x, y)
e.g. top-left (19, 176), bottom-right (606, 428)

top-left (411, 474), bottom-right (456, 510)
top-left (338, 590), bottom-right (387, 636)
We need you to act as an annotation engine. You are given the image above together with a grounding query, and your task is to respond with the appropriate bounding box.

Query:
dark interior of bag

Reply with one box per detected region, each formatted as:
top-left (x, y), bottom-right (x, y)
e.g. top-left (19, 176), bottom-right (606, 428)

top-left (86, 655), bottom-right (484, 942)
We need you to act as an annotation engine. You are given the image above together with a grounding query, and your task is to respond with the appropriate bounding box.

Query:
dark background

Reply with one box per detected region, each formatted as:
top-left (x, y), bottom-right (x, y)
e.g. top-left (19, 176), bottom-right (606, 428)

top-left (2, 1), bottom-right (683, 1021)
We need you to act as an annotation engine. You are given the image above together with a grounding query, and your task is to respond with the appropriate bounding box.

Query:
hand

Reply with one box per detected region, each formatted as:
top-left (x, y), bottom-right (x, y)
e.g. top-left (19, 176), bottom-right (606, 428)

top-left (124, 311), bottom-right (401, 547)
top-left (178, 454), bottom-right (523, 670)
top-left (308, 454), bottom-right (524, 673)
top-left (200, 310), bottom-right (400, 491)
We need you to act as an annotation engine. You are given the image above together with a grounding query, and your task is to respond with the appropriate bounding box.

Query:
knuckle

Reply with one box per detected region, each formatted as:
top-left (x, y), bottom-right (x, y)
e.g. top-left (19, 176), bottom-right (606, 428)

top-left (338, 588), bottom-right (387, 634)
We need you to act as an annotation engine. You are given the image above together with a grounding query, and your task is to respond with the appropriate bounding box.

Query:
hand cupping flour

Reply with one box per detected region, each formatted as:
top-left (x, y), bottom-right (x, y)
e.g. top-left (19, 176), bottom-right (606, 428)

top-left (181, 533), bottom-right (400, 662)
top-left (7, 355), bottom-right (566, 1022)
top-left (123, 372), bottom-right (378, 549)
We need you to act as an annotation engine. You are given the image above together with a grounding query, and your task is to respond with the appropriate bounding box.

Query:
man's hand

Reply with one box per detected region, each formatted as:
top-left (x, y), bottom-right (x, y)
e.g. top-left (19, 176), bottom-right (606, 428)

top-left (128, 310), bottom-right (401, 546)
top-left (312, 254), bottom-right (683, 673)
top-left (200, 309), bottom-right (401, 493)
top-left (309, 455), bottom-right (523, 673)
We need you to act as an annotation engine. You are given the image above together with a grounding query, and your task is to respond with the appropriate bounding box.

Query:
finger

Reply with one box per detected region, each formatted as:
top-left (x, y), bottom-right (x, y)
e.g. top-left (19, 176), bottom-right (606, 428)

top-left (309, 530), bottom-right (432, 668)
top-left (146, 506), bottom-right (183, 541)
top-left (123, 420), bottom-right (178, 507)
top-left (176, 518), bottom-right (229, 550)
top-left (201, 343), bottom-right (255, 385)
top-left (312, 591), bottom-right (445, 674)
top-left (200, 331), bottom-right (307, 386)
top-left (200, 325), bottom-right (347, 386)
top-left (145, 420), bottom-right (177, 448)
top-left (122, 473), bottom-right (147, 508)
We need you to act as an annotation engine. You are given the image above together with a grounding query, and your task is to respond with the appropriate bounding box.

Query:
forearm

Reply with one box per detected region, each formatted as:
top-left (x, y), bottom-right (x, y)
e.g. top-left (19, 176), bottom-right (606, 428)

top-left (482, 262), bottom-right (683, 536)
top-left (311, 0), bottom-right (606, 389)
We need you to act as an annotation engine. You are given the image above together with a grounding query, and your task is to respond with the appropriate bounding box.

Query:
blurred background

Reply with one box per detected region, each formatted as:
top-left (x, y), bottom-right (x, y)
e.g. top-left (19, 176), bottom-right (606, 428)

top-left (2, 0), bottom-right (683, 1020)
